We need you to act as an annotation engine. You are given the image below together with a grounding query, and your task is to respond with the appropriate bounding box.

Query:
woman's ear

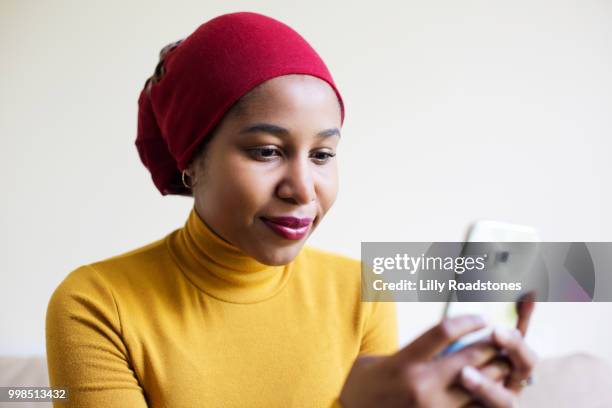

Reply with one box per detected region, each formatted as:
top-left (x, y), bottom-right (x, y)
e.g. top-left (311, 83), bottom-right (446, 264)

top-left (186, 158), bottom-right (205, 191)
top-left (186, 166), bottom-right (197, 189)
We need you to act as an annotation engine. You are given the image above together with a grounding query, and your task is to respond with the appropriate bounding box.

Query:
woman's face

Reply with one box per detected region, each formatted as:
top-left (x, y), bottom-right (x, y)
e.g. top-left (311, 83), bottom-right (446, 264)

top-left (187, 74), bottom-right (342, 265)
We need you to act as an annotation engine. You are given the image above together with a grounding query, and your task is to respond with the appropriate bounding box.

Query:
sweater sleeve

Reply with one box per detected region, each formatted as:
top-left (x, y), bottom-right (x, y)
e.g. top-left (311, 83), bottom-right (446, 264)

top-left (45, 265), bottom-right (148, 407)
top-left (358, 300), bottom-right (399, 356)
top-left (330, 302), bottom-right (398, 408)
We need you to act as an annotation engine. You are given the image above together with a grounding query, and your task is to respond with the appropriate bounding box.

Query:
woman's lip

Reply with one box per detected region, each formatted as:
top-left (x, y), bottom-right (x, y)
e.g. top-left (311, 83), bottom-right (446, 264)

top-left (261, 216), bottom-right (313, 228)
top-left (260, 217), bottom-right (311, 240)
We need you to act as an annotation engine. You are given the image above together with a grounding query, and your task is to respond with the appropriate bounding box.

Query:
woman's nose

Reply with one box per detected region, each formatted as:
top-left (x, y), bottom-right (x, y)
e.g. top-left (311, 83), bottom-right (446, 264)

top-left (276, 157), bottom-right (316, 204)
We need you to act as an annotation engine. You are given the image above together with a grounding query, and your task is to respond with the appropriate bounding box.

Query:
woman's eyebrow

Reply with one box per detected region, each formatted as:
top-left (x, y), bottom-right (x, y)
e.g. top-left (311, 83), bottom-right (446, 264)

top-left (240, 123), bottom-right (341, 138)
top-left (317, 128), bottom-right (341, 138)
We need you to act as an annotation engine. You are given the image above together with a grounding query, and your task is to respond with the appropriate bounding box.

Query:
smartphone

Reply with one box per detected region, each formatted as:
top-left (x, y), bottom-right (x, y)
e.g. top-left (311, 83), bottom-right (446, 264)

top-left (440, 220), bottom-right (540, 355)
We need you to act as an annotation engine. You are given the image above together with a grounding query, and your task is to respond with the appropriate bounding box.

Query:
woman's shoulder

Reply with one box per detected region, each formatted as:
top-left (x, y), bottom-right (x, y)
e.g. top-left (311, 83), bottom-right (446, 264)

top-left (89, 236), bottom-right (170, 272)
top-left (49, 236), bottom-right (173, 305)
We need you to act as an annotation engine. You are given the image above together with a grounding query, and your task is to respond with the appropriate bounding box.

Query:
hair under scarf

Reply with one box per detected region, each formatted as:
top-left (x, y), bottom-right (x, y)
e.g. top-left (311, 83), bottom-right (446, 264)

top-left (135, 11), bottom-right (345, 196)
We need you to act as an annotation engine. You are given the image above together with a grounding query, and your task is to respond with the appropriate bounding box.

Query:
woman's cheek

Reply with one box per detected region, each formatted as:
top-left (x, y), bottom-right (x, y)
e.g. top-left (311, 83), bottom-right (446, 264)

top-left (227, 170), bottom-right (272, 212)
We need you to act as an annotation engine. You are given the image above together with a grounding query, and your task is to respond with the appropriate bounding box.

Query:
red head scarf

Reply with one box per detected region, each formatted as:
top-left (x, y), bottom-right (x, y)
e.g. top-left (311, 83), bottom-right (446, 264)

top-left (135, 11), bottom-right (345, 196)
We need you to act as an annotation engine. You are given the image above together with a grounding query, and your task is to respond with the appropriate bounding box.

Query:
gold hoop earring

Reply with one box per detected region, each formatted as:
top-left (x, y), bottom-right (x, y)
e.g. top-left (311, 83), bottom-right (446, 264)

top-left (181, 170), bottom-right (192, 189)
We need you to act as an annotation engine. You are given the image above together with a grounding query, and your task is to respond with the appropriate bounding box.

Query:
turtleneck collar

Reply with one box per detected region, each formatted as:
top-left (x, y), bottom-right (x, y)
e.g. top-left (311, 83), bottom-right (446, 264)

top-left (166, 205), bottom-right (293, 304)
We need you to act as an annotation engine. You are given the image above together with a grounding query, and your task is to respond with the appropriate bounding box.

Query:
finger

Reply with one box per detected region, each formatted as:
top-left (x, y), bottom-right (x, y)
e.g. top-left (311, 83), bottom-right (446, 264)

top-left (435, 342), bottom-right (498, 383)
top-left (446, 384), bottom-right (474, 408)
top-left (448, 360), bottom-right (510, 408)
top-left (492, 328), bottom-right (538, 392)
top-left (461, 365), bottom-right (517, 408)
top-left (392, 315), bottom-right (487, 364)
top-left (479, 358), bottom-right (512, 383)
top-left (515, 291), bottom-right (536, 336)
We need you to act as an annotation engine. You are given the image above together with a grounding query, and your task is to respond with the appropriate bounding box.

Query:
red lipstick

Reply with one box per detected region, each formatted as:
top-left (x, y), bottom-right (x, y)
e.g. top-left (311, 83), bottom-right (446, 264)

top-left (261, 216), bottom-right (313, 240)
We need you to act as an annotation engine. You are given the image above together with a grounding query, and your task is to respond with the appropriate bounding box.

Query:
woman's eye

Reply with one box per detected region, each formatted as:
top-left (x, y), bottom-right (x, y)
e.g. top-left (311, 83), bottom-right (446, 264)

top-left (247, 147), bottom-right (335, 163)
top-left (248, 147), bottom-right (281, 161)
top-left (311, 151), bottom-right (336, 163)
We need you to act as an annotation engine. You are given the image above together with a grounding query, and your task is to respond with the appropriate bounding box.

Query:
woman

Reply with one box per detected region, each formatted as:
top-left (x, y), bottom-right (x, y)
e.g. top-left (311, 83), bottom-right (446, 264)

top-left (46, 11), bottom-right (536, 408)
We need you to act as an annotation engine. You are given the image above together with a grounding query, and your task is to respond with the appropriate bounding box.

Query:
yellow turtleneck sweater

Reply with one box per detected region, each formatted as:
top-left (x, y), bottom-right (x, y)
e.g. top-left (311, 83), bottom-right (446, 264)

top-left (46, 206), bottom-right (398, 407)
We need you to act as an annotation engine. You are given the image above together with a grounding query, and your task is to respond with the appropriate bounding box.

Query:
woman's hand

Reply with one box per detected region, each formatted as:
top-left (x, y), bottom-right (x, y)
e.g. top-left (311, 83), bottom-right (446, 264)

top-left (339, 315), bottom-right (526, 408)
top-left (458, 324), bottom-right (538, 407)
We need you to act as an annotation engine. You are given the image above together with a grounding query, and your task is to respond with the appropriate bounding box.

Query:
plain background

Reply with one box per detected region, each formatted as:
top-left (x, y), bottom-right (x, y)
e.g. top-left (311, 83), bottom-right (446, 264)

top-left (2, 0), bottom-right (611, 365)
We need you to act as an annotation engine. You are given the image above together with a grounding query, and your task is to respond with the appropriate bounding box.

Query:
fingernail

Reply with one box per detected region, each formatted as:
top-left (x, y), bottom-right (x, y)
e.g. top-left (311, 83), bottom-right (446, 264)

top-left (461, 365), bottom-right (482, 389)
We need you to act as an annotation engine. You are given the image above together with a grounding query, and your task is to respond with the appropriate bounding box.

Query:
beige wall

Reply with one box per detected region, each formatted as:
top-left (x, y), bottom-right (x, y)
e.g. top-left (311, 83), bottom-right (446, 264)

top-left (2, 0), bottom-right (611, 363)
